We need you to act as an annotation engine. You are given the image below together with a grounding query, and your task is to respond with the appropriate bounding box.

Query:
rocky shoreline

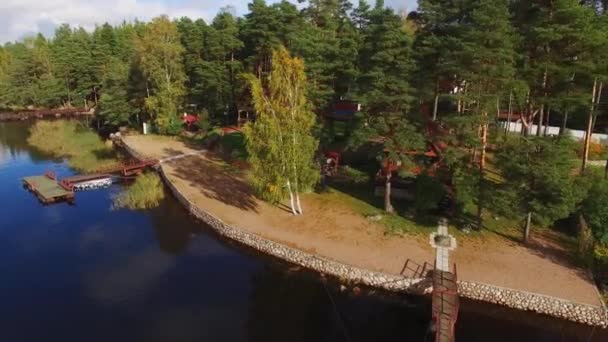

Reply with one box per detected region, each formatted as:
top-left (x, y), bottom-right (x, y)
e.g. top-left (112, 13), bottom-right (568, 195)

top-left (119, 136), bottom-right (608, 328)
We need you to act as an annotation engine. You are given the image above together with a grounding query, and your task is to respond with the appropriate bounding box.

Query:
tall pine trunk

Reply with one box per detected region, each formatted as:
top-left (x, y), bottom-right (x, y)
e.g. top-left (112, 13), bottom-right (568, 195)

top-left (536, 69), bottom-right (548, 137)
top-left (505, 91), bottom-right (513, 137)
top-left (477, 119), bottom-right (488, 231)
top-left (523, 91), bottom-right (532, 136)
top-left (560, 109), bottom-right (569, 136)
top-left (432, 80), bottom-right (440, 121)
top-left (591, 82), bottom-right (603, 135)
top-left (583, 78), bottom-right (598, 173)
top-left (536, 105), bottom-right (544, 137)
top-left (544, 106), bottom-right (551, 136)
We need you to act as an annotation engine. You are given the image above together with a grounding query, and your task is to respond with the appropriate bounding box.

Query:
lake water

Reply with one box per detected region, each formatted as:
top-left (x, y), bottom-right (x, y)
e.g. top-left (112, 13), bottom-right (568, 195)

top-left (0, 121), bottom-right (605, 342)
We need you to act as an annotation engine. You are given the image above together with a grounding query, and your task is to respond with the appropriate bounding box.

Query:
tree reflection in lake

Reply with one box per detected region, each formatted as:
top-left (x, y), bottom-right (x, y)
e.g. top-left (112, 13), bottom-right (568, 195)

top-left (149, 196), bottom-right (202, 254)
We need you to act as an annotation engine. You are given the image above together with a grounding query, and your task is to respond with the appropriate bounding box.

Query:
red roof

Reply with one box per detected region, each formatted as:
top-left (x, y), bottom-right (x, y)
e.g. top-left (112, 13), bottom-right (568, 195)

top-left (182, 114), bottom-right (198, 125)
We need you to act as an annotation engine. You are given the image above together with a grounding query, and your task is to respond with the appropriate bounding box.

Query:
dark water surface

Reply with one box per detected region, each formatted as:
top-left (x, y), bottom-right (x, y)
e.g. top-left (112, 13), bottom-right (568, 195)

top-left (0, 121), bottom-right (605, 342)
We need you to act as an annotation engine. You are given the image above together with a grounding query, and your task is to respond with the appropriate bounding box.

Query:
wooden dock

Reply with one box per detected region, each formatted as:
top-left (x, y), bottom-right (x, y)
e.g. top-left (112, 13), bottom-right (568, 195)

top-left (23, 173), bottom-right (74, 204)
top-left (22, 160), bottom-right (157, 204)
top-left (431, 268), bottom-right (459, 342)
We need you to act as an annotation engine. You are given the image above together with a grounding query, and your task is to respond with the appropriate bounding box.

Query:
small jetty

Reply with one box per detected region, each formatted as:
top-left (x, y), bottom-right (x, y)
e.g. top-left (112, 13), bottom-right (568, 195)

top-left (23, 172), bottom-right (74, 204)
top-left (431, 267), bottom-right (459, 342)
top-left (23, 159), bottom-right (158, 204)
top-left (429, 220), bottom-right (459, 342)
top-left (63, 173), bottom-right (113, 191)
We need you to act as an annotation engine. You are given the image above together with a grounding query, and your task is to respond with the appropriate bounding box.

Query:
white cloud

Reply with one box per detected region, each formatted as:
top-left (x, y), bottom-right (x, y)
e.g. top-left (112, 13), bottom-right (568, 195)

top-left (0, 0), bottom-right (417, 44)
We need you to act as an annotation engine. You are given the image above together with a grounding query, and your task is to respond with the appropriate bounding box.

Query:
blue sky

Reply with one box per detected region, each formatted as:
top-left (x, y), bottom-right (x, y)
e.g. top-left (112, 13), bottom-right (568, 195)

top-left (0, 0), bottom-right (418, 44)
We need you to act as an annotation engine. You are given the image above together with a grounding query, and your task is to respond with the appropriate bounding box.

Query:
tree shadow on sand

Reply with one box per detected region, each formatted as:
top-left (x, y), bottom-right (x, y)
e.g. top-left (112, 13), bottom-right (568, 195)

top-left (480, 219), bottom-right (593, 283)
top-left (165, 150), bottom-right (259, 213)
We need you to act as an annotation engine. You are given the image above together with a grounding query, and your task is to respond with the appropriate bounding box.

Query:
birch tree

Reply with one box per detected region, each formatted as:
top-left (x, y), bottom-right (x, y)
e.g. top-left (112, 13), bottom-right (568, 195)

top-left (243, 47), bottom-right (319, 215)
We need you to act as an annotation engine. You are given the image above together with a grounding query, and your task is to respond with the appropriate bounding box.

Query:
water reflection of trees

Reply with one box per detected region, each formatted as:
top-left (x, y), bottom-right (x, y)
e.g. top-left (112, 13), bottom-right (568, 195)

top-left (246, 265), bottom-right (430, 342)
top-left (0, 121), bottom-right (50, 161)
top-left (0, 122), bottom-right (32, 156)
top-left (149, 197), bottom-right (204, 255)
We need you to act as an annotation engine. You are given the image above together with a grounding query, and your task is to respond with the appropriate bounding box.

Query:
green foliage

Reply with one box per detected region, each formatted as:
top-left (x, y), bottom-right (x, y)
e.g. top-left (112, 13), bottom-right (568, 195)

top-left (27, 120), bottom-right (118, 172)
top-left (348, 2), bottom-right (424, 170)
top-left (342, 166), bottom-right (370, 184)
top-left (413, 174), bottom-right (446, 213)
top-left (457, 0), bottom-right (517, 114)
top-left (513, 0), bottom-right (600, 131)
top-left (219, 133), bottom-right (248, 160)
top-left (2, 2), bottom-right (608, 233)
top-left (112, 172), bottom-right (165, 210)
top-left (494, 136), bottom-right (584, 227)
top-left (135, 16), bottom-right (186, 133)
top-left (195, 109), bottom-right (212, 132)
top-left (413, 0), bottom-right (465, 101)
top-left (98, 57), bottom-right (134, 126)
top-left (357, 4), bottom-right (413, 117)
top-left (243, 47), bottom-right (319, 205)
top-left (581, 172), bottom-right (608, 243)
top-left (52, 25), bottom-right (97, 105)
top-left (595, 243), bottom-right (608, 266)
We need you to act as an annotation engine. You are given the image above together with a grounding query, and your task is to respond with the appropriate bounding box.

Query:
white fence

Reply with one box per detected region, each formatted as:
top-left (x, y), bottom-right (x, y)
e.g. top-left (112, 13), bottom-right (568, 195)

top-left (499, 122), bottom-right (608, 145)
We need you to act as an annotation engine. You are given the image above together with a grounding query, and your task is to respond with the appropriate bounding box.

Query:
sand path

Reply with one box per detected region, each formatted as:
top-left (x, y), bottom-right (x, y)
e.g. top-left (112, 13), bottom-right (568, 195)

top-left (124, 135), bottom-right (602, 306)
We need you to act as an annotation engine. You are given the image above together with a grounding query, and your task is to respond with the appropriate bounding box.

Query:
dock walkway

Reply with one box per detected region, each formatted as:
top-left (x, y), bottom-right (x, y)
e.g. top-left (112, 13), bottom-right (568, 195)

top-left (23, 174), bottom-right (74, 204)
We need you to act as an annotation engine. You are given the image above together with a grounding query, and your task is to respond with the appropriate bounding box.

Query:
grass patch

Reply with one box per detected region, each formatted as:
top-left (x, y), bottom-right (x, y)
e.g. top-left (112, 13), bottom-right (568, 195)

top-left (341, 166), bottom-right (370, 184)
top-left (112, 172), bottom-right (165, 210)
top-left (321, 177), bottom-right (435, 237)
top-left (27, 120), bottom-right (119, 172)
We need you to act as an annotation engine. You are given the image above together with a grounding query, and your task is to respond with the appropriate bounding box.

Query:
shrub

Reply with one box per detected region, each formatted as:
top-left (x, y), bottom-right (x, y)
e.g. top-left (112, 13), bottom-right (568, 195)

top-left (196, 109), bottom-right (211, 132)
top-left (581, 173), bottom-right (608, 244)
top-left (112, 172), bottom-right (165, 210)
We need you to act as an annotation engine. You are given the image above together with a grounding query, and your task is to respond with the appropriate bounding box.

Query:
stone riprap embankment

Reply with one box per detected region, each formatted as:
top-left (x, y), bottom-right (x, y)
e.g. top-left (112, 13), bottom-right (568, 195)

top-left (119, 136), bottom-right (607, 328)
top-left (459, 281), bottom-right (606, 327)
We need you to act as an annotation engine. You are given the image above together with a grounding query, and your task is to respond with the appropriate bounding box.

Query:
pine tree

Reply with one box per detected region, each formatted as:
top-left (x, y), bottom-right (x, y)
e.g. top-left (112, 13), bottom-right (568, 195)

top-left (494, 137), bottom-right (584, 243)
top-left (98, 57), bottom-right (134, 126)
top-left (353, 1), bottom-right (424, 213)
top-left (352, 0), bottom-right (372, 31)
top-left (580, 10), bottom-right (608, 171)
top-left (240, 0), bottom-right (283, 70)
top-left (211, 10), bottom-right (244, 115)
top-left (357, 2), bottom-right (413, 118)
top-left (455, 0), bottom-right (517, 229)
top-left (52, 25), bottom-right (97, 106)
top-left (177, 17), bottom-right (207, 108)
top-left (514, 0), bottom-right (596, 136)
top-left (413, 0), bottom-right (466, 121)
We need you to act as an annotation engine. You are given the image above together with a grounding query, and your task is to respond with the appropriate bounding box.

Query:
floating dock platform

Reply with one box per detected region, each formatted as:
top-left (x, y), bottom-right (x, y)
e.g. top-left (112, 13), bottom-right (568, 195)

top-left (22, 173), bottom-right (74, 204)
top-left (22, 159), bottom-right (158, 205)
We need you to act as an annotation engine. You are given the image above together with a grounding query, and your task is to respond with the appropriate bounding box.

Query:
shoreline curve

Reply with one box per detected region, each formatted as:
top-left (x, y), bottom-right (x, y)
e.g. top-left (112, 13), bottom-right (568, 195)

top-left (118, 135), bottom-right (607, 328)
